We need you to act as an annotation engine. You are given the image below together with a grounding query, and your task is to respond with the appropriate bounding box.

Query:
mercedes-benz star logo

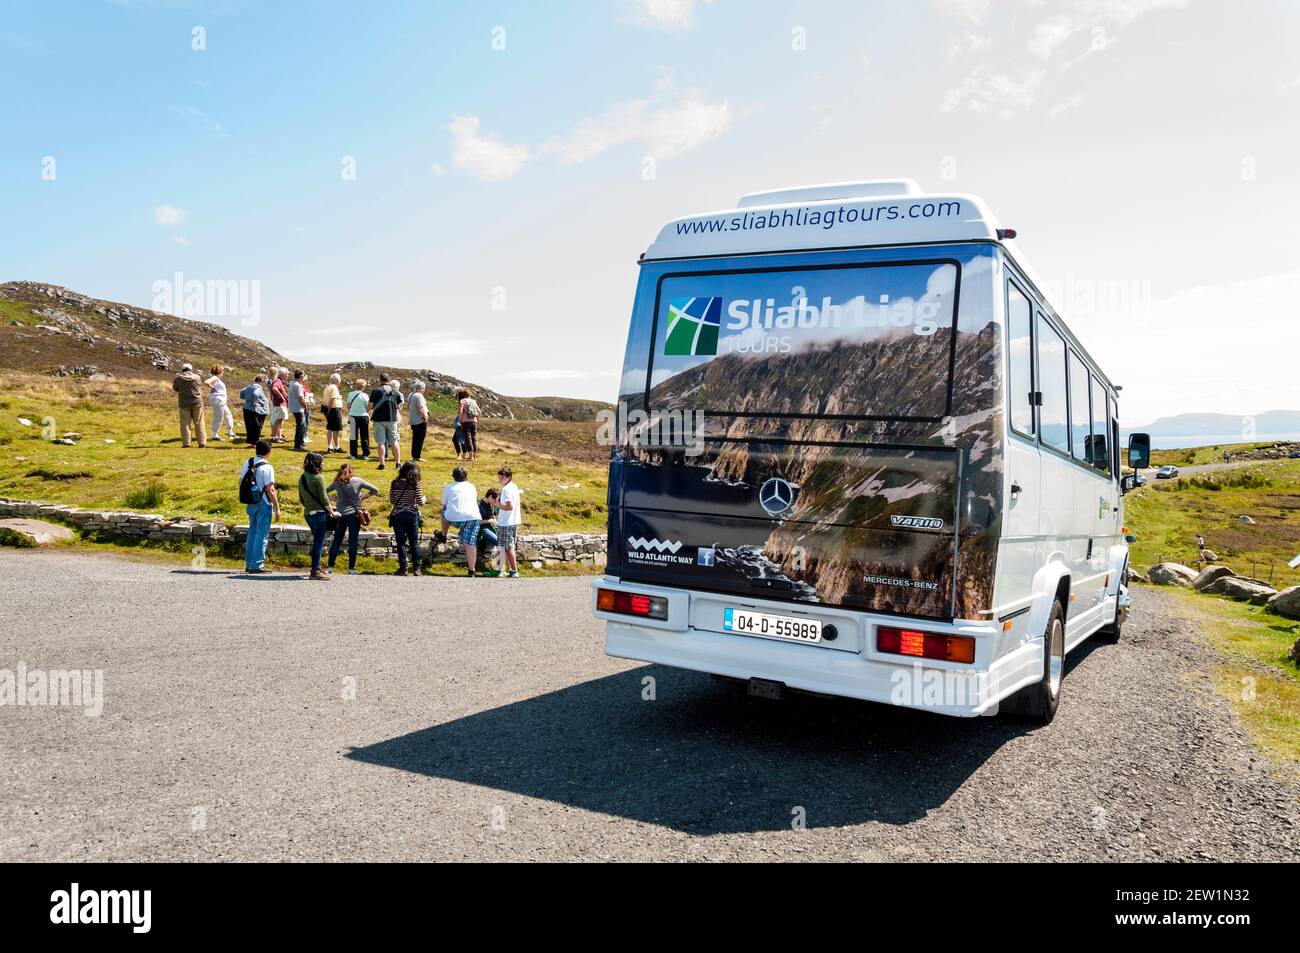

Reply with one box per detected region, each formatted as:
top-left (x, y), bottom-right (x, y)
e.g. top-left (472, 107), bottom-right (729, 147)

top-left (758, 477), bottom-right (796, 518)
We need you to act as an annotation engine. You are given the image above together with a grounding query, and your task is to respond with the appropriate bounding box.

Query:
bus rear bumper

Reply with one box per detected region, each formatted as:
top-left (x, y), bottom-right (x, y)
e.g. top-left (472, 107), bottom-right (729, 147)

top-left (594, 577), bottom-right (1041, 718)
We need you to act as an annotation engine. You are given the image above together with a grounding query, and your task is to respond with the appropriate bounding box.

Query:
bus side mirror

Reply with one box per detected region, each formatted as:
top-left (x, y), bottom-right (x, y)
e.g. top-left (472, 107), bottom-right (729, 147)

top-left (1127, 432), bottom-right (1151, 470)
top-left (1121, 475), bottom-right (1137, 494)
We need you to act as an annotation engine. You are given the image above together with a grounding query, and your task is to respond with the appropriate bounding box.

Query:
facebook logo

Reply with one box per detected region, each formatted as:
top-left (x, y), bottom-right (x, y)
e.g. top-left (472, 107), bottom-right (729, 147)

top-left (697, 547), bottom-right (716, 567)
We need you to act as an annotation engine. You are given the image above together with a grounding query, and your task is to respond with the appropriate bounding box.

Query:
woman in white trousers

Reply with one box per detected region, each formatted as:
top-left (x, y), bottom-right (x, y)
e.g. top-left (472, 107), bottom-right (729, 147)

top-left (206, 364), bottom-right (237, 441)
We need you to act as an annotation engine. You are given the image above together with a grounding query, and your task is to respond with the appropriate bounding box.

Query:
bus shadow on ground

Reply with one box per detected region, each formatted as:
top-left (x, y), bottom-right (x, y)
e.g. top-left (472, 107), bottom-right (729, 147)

top-left (345, 654), bottom-right (1097, 834)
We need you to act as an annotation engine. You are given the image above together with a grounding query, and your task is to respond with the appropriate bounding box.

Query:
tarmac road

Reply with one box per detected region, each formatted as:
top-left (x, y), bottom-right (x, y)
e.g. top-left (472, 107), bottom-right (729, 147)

top-left (1, 550), bottom-right (1295, 862)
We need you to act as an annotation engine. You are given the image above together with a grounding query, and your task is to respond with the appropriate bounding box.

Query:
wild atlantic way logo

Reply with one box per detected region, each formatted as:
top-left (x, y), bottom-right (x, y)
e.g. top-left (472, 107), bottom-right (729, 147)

top-left (663, 296), bottom-right (721, 356)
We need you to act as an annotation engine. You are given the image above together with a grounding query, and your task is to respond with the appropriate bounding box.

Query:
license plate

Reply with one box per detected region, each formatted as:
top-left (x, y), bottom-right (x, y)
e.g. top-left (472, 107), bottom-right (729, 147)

top-left (723, 607), bottom-right (822, 643)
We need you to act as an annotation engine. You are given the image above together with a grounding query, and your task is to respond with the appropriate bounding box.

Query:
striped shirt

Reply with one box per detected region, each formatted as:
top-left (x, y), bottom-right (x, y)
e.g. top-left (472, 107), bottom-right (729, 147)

top-left (389, 478), bottom-right (424, 516)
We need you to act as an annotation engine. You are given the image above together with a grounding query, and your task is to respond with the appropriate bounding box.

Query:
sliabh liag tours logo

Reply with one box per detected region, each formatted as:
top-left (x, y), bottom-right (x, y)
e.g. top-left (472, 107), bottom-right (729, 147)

top-left (663, 296), bottom-right (721, 356)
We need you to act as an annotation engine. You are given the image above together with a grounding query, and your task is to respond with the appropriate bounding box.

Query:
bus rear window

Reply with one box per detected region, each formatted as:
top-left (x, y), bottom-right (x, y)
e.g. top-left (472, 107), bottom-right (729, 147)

top-left (646, 260), bottom-right (959, 420)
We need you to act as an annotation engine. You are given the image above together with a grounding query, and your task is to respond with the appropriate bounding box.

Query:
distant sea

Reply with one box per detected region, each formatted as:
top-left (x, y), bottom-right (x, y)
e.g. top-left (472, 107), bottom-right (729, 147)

top-left (1150, 432), bottom-right (1300, 450)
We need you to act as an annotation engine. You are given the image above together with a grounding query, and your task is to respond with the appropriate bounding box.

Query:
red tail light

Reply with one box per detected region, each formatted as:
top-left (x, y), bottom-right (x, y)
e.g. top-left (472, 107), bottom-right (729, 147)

top-left (596, 588), bottom-right (668, 621)
top-left (877, 626), bottom-right (975, 664)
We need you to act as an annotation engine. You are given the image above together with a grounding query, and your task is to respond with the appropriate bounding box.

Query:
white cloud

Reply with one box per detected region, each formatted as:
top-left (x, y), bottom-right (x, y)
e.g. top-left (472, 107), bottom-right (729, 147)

top-left (1048, 92), bottom-right (1085, 118)
top-left (305, 323), bottom-right (382, 337)
top-left (541, 89), bottom-right (732, 163)
top-left (938, 0), bottom-right (1186, 116)
top-left (940, 65), bottom-right (1045, 115)
top-left (933, 0), bottom-right (992, 23)
top-left (153, 204), bottom-right (188, 226)
top-left (166, 103), bottom-right (228, 140)
top-left (946, 31), bottom-right (991, 59)
top-left (171, 235), bottom-right (191, 246)
top-left (446, 114), bottom-right (529, 181)
top-left (1029, 0), bottom-right (1186, 60)
top-left (622, 0), bottom-right (712, 30)
top-left (1087, 271), bottom-right (1300, 421)
top-left (295, 333), bottom-right (489, 362)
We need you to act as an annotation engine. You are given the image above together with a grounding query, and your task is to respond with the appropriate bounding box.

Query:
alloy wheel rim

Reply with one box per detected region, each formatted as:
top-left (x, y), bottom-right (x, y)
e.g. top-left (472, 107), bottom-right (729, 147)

top-left (1048, 618), bottom-right (1064, 698)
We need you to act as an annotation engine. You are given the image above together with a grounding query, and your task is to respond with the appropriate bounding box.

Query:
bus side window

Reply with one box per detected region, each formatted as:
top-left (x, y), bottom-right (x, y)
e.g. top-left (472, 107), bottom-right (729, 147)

top-left (1089, 373), bottom-right (1110, 473)
top-left (1068, 350), bottom-right (1090, 462)
top-left (1108, 395), bottom-right (1119, 479)
top-left (1037, 315), bottom-right (1069, 454)
top-left (1006, 282), bottom-right (1034, 436)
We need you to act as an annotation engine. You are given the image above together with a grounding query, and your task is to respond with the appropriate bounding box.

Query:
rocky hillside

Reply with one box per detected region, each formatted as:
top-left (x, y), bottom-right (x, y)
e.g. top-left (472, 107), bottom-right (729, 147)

top-left (0, 281), bottom-right (607, 422)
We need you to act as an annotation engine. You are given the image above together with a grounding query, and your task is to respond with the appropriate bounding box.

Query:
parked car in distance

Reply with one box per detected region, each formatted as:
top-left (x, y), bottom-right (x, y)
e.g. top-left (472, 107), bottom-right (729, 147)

top-left (1156, 465), bottom-right (1179, 479)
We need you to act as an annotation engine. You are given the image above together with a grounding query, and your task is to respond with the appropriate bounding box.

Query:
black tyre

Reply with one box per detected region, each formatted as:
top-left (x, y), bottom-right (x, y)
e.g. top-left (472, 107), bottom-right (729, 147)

top-left (1096, 563), bottom-right (1127, 644)
top-left (1004, 599), bottom-right (1065, 723)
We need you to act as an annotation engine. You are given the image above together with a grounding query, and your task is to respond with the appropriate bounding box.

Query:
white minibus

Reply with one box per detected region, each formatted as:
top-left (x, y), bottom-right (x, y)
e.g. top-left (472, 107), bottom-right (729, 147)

top-left (593, 179), bottom-right (1149, 721)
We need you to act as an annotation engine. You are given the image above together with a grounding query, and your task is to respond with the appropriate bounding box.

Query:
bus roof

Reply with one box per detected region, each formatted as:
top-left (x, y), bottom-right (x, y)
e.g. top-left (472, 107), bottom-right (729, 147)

top-left (642, 179), bottom-right (1003, 262)
top-left (642, 179), bottom-right (1118, 395)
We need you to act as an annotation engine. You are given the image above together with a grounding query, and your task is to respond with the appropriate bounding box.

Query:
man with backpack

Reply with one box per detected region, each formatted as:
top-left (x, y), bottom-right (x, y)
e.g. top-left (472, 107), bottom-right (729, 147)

top-left (239, 439), bottom-right (281, 573)
top-left (368, 373), bottom-right (403, 471)
top-left (456, 388), bottom-right (480, 461)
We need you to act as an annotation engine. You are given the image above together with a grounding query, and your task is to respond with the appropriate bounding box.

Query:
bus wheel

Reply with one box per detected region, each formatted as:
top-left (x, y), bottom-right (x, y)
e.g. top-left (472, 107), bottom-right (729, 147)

top-left (1095, 596), bottom-right (1123, 644)
top-left (1004, 599), bottom-right (1064, 723)
top-left (1096, 565), bottom-right (1126, 644)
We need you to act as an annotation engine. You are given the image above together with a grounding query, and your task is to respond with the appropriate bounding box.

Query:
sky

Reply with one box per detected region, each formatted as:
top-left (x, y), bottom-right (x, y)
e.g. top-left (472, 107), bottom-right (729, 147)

top-left (1, 0), bottom-right (1297, 425)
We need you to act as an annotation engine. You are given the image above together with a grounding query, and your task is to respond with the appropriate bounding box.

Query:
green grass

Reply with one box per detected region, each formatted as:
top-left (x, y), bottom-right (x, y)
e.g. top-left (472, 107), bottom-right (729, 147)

top-left (1149, 441), bottom-right (1295, 468)
top-left (1123, 457), bottom-right (1300, 588)
top-left (1164, 587), bottom-right (1300, 772)
top-left (0, 299), bottom-right (44, 327)
top-left (123, 479), bottom-right (165, 509)
top-left (0, 372), bottom-right (609, 534)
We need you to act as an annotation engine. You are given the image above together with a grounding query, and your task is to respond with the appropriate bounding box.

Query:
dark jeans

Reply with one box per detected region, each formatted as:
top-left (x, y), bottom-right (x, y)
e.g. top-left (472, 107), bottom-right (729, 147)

top-left (328, 512), bottom-right (361, 570)
top-left (349, 416), bottom-right (370, 458)
top-left (478, 525), bottom-right (498, 549)
top-left (242, 409), bottom-right (266, 445)
top-left (460, 419), bottom-right (478, 453)
top-left (410, 421), bottom-right (427, 460)
top-left (306, 511), bottom-right (329, 571)
top-left (391, 510), bottom-right (420, 571)
top-left (293, 411), bottom-right (307, 449)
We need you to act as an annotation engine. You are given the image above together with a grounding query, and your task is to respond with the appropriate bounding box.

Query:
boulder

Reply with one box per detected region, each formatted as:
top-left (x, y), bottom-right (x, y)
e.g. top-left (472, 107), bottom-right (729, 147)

top-left (1265, 586), bottom-right (1300, 620)
top-left (1214, 577), bottom-right (1276, 605)
top-left (1191, 565), bottom-right (1236, 590)
top-left (1203, 574), bottom-right (1272, 595)
top-left (1147, 562), bottom-right (1198, 587)
top-left (0, 518), bottom-right (75, 546)
top-left (1237, 515), bottom-right (1256, 525)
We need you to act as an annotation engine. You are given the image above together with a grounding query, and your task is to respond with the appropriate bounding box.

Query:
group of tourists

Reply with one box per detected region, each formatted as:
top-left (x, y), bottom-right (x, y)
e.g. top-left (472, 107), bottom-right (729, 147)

top-left (172, 363), bottom-right (483, 466)
top-left (238, 439), bottom-right (522, 580)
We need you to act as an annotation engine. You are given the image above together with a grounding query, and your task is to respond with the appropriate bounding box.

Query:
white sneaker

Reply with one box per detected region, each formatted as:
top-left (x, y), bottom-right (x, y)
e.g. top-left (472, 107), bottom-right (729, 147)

top-left (348, 569), bottom-right (361, 575)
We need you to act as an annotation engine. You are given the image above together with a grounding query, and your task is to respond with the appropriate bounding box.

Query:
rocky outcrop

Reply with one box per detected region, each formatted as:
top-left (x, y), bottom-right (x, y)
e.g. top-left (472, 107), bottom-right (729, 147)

top-left (1147, 562), bottom-right (1198, 586)
top-left (1, 281), bottom-right (609, 422)
top-left (1265, 586), bottom-right (1300, 621)
top-left (1206, 576), bottom-right (1276, 605)
top-left (1191, 565), bottom-right (1236, 590)
top-left (0, 517), bottom-right (75, 546)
